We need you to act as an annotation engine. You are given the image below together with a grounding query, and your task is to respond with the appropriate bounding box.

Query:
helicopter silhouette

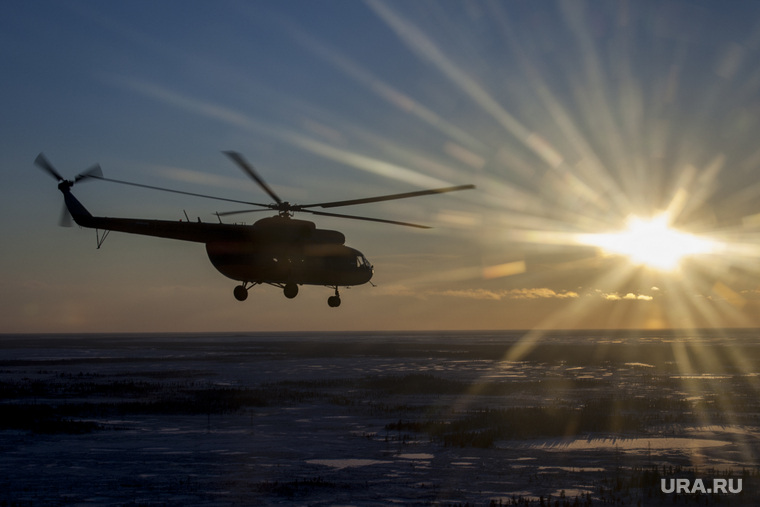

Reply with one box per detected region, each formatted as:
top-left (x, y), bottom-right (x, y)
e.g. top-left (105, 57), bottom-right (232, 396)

top-left (36, 151), bottom-right (475, 307)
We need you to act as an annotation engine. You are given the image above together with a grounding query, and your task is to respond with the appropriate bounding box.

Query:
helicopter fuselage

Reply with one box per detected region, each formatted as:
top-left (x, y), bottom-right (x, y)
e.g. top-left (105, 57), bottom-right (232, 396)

top-left (62, 188), bottom-right (373, 292)
top-left (205, 217), bottom-right (373, 287)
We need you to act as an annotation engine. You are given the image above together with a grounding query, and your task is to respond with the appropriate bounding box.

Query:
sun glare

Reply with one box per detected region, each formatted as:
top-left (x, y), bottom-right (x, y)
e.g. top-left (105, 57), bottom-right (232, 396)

top-left (580, 213), bottom-right (721, 271)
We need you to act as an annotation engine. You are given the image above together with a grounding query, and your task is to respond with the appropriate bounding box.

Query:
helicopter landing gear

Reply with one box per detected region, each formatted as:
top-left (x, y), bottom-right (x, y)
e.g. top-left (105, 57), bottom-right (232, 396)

top-left (327, 288), bottom-right (341, 308)
top-left (233, 284), bottom-right (248, 302)
top-left (234, 282), bottom-right (258, 301)
top-left (283, 282), bottom-right (299, 299)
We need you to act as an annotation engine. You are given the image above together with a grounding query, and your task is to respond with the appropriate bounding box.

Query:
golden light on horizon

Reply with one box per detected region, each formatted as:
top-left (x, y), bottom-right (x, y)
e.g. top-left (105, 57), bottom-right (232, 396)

top-left (578, 213), bottom-right (724, 272)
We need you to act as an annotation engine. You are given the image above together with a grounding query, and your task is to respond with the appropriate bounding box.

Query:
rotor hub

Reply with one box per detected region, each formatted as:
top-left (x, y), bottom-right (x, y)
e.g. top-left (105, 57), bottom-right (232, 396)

top-left (277, 202), bottom-right (294, 217)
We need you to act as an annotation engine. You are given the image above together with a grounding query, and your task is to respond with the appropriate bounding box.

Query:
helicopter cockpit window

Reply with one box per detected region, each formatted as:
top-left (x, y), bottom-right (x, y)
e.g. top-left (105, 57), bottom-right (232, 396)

top-left (356, 255), bottom-right (371, 268)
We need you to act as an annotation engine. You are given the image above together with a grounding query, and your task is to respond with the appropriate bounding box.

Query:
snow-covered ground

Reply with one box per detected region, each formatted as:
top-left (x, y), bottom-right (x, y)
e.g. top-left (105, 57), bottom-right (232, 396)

top-left (1, 331), bottom-right (758, 505)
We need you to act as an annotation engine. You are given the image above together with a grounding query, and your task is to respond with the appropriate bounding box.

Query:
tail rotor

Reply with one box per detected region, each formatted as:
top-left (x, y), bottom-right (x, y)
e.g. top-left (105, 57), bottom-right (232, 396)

top-left (75, 164), bottom-right (103, 182)
top-left (34, 152), bottom-right (102, 227)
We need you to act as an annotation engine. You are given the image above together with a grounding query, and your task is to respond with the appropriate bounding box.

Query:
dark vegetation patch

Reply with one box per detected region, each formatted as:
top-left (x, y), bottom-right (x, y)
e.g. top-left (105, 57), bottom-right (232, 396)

top-left (385, 397), bottom-right (685, 448)
top-left (360, 372), bottom-right (611, 396)
top-left (253, 477), bottom-right (348, 498)
top-left (5, 332), bottom-right (760, 374)
top-left (0, 404), bottom-right (102, 434)
top-left (0, 376), bottom-right (308, 434)
top-left (3, 365), bottom-right (760, 444)
top-left (263, 372), bottom-right (760, 449)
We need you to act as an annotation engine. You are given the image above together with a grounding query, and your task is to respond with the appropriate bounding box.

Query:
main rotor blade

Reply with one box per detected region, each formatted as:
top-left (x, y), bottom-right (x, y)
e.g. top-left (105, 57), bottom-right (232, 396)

top-left (223, 151), bottom-right (283, 205)
top-left (306, 209), bottom-right (431, 229)
top-left (89, 175), bottom-right (272, 208)
top-left (216, 208), bottom-right (273, 217)
top-left (301, 184), bottom-right (476, 209)
top-left (34, 152), bottom-right (64, 182)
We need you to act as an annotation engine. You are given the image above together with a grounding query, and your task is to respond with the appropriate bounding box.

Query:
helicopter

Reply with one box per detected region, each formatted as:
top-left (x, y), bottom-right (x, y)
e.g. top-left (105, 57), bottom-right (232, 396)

top-left (35, 152), bottom-right (475, 307)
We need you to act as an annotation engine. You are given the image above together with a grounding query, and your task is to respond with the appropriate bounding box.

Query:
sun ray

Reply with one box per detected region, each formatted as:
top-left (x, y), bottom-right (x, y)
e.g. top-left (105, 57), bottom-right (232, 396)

top-left (366, 0), bottom-right (563, 170)
top-left (283, 22), bottom-right (486, 154)
top-left (114, 76), bottom-right (456, 190)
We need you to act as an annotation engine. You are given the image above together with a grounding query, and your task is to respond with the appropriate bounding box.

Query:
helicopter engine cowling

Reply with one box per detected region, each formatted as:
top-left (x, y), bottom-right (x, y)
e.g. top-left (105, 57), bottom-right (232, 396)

top-left (252, 216), bottom-right (315, 241)
top-left (249, 216), bottom-right (344, 244)
top-left (310, 229), bottom-right (345, 245)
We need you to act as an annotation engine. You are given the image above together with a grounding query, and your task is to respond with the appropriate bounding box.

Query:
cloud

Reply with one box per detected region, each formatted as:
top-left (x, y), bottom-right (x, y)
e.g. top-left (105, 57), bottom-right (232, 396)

top-left (437, 289), bottom-right (506, 300)
top-left (436, 288), bottom-right (579, 300)
top-left (740, 289), bottom-right (760, 300)
top-left (602, 292), bottom-right (654, 301)
top-left (436, 288), bottom-right (660, 302)
top-left (507, 288), bottom-right (580, 299)
top-left (377, 285), bottom-right (659, 303)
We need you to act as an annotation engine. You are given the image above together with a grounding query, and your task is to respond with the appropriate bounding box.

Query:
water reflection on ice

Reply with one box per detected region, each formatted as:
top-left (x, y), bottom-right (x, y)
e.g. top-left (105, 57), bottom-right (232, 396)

top-left (306, 458), bottom-right (392, 470)
top-left (397, 453), bottom-right (434, 460)
top-left (508, 436), bottom-right (733, 452)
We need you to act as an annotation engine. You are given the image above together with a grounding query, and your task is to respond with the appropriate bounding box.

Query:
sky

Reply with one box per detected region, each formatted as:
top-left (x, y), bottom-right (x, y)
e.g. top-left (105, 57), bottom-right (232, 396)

top-left (3, 0), bottom-right (760, 333)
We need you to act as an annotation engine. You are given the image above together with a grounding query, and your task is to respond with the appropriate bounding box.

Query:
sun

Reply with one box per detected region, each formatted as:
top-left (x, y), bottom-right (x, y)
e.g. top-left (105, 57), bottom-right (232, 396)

top-left (579, 213), bottom-right (721, 271)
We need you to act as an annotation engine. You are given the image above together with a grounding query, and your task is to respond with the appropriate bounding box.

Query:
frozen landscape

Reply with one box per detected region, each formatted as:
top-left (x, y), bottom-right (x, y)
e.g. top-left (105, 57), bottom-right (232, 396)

top-left (1, 330), bottom-right (759, 505)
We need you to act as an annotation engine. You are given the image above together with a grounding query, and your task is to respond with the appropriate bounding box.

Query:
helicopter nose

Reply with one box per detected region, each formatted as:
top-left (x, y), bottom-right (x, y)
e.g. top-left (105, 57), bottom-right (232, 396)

top-left (362, 259), bottom-right (374, 283)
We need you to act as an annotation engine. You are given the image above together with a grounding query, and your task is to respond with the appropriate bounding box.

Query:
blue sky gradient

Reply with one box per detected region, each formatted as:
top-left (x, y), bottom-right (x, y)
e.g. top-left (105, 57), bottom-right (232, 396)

top-left (3, 1), bottom-right (760, 332)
